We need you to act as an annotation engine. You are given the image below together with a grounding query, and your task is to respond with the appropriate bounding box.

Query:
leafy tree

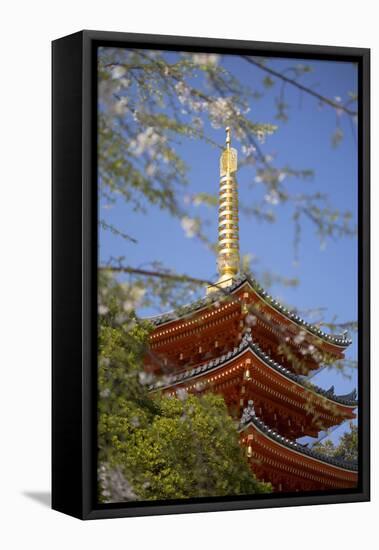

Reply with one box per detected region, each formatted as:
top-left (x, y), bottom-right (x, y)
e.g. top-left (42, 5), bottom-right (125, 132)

top-left (98, 273), bottom-right (271, 502)
top-left (312, 423), bottom-right (358, 462)
top-left (100, 392), bottom-right (271, 502)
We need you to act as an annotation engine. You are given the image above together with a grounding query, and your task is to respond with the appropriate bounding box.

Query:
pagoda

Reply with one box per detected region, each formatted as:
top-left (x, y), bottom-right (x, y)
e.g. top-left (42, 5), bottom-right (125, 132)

top-left (144, 128), bottom-right (358, 493)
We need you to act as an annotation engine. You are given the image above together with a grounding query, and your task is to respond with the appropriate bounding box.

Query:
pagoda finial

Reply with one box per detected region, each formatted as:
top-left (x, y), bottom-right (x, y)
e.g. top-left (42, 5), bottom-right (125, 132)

top-left (207, 128), bottom-right (240, 294)
top-left (225, 126), bottom-right (231, 148)
top-left (218, 128), bottom-right (240, 286)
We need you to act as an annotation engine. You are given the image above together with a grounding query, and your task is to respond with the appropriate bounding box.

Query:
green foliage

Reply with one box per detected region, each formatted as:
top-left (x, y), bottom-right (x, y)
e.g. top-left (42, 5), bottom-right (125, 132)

top-left (312, 423), bottom-right (358, 462)
top-left (101, 393), bottom-right (271, 501)
top-left (98, 271), bottom-right (158, 393)
top-left (98, 274), bottom-right (271, 502)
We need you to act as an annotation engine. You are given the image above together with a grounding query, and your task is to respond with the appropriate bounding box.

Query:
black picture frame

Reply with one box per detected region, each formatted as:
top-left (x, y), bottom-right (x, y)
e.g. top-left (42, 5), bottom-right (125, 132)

top-left (52, 30), bottom-right (370, 520)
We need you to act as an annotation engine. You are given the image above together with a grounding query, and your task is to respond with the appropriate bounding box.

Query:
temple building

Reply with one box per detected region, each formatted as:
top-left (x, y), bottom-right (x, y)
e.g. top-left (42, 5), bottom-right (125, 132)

top-left (145, 128), bottom-right (358, 493)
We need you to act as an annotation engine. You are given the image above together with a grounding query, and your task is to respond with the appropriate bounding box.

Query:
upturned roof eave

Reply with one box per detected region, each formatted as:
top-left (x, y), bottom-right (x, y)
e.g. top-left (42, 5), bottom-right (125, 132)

top-left (146, 274), bottom-right (352, 349)
top-left (148, 336), bottom-right (358, 408)
top-left (238, 414), bottom-right (358, 473)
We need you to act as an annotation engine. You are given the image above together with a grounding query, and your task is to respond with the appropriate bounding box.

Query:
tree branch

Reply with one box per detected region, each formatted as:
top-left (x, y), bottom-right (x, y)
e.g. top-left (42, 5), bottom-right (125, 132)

top-left (242, 56), bottom-right (358, 117)
top-left (100, 265), bottom-right (220, 289)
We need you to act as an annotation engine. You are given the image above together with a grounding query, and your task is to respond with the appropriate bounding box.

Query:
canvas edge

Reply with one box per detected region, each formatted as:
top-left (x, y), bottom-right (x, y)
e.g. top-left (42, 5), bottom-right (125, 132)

top-left (52, 30), bottom-right (370, 520)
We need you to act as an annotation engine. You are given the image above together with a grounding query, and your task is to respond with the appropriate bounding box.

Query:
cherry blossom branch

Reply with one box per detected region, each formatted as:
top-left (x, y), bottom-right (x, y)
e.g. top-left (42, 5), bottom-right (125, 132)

top-left (242, 56), bottom-right (358, 117)
top-left (100, 264), bottom-right (215, 288)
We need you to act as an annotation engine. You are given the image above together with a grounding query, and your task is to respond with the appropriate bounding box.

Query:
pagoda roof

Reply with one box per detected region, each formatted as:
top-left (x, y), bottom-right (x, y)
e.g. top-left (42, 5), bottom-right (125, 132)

top-left (148, 274), bottom-right (352, 348)
top-left (239, 404), bottom-right (358, 472)
top-left (149, 334), bottom-right (358, 408)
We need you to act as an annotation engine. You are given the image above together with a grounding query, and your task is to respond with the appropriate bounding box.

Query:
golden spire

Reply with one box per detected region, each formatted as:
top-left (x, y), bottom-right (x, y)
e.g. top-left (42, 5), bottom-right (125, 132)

top-left (208, 127), bottom-right (240, 293)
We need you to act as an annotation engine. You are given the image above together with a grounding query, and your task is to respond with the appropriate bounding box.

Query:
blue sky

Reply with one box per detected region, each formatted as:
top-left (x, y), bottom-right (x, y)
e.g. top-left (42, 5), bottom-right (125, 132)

top-left (99, 50), bottom-right (358, 443)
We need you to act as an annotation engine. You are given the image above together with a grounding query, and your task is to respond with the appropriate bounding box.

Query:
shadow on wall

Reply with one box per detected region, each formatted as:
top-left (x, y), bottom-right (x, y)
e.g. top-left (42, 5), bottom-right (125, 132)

top-left (22, 491), bottom-right (51, 508)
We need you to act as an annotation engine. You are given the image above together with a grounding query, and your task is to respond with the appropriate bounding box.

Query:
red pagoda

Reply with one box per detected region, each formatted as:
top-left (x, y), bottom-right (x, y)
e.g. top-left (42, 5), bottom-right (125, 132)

top-left (144, 128), bottom-right (358, 493)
